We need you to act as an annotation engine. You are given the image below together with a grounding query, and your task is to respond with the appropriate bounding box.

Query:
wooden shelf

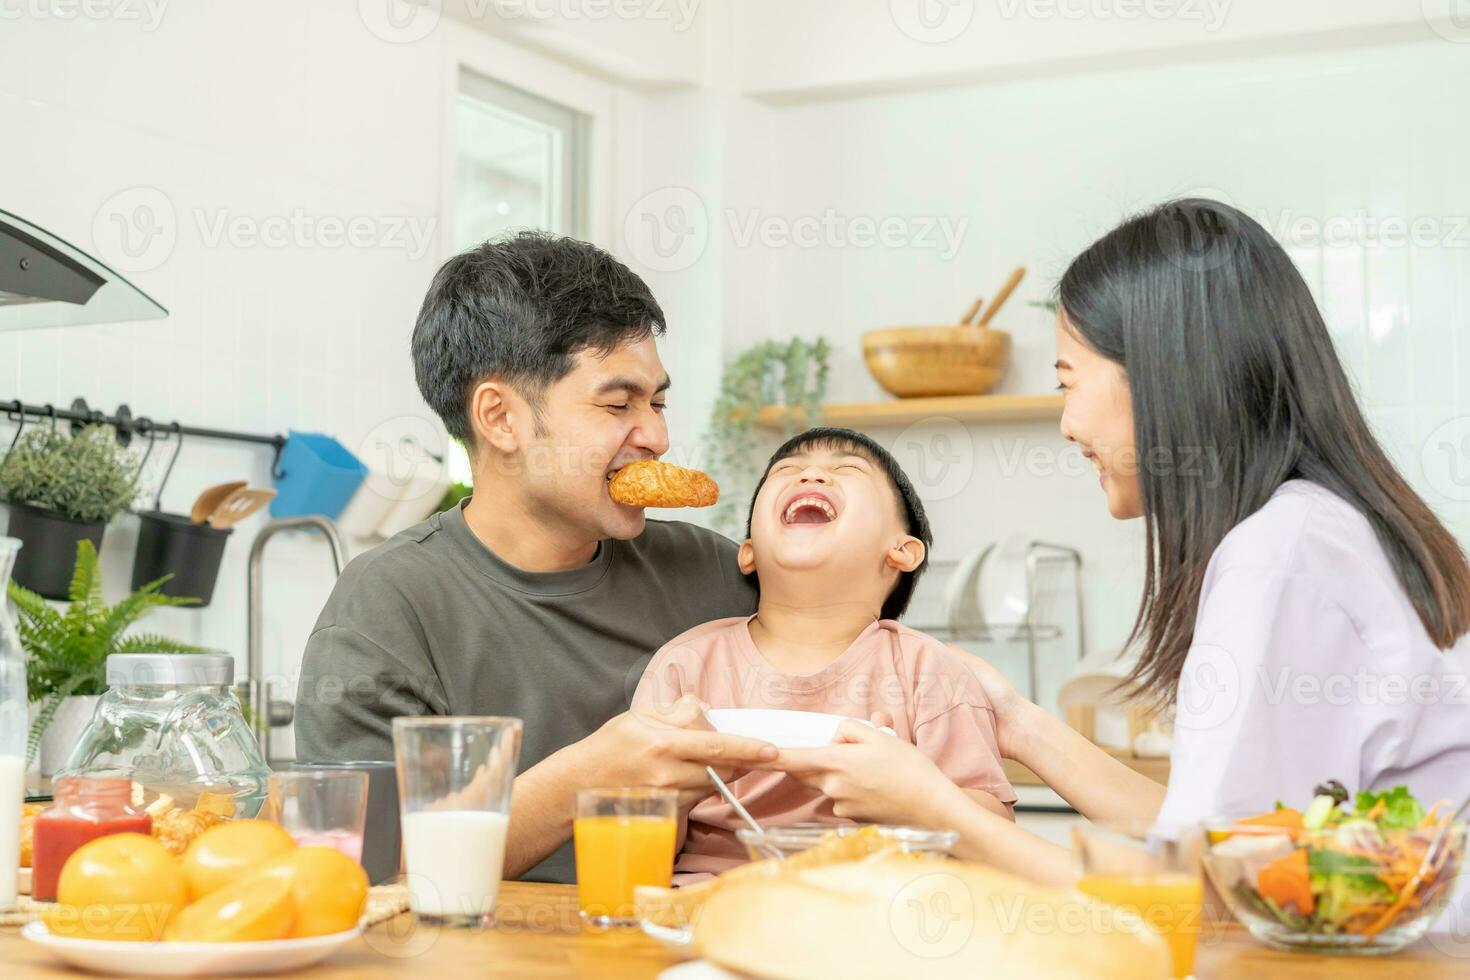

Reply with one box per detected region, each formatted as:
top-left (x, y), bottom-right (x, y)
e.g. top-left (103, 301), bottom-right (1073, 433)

top-left (754, 393), bottom-right (1064, 430)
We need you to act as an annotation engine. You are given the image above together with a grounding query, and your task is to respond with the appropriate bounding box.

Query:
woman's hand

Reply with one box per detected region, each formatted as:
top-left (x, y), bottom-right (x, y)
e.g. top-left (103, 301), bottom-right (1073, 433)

top-left (761, 717), bottom-right (966, 827)
top-left (948, 644), bottom-right (1034, 761)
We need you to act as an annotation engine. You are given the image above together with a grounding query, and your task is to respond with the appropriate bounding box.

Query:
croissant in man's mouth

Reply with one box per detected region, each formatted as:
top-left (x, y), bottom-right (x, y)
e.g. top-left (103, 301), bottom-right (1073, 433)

top-left (608, 459), bottom-right (720, 509)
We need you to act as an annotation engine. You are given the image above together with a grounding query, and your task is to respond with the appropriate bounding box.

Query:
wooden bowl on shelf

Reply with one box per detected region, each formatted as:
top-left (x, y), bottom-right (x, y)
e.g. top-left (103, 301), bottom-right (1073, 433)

top-left (861, 325), bottom-right (1011, 398)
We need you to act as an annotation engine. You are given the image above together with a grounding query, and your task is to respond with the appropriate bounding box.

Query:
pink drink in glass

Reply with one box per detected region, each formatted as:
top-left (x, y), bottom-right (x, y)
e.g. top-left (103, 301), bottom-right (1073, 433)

top-left (291, 829), bottom-right (365, 862)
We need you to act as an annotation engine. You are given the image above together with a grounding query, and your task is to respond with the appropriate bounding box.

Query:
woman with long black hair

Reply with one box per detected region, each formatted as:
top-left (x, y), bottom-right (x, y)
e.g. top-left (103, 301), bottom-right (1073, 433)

top-left (762, 199), bottom-right (1470, 883)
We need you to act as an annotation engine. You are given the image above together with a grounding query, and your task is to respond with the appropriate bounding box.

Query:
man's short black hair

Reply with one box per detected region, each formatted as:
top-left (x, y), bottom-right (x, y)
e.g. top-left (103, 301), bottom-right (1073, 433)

top-left (411, 230), bottom-right (666, 443)
top-left (745, 427), bottom-right (932, 621)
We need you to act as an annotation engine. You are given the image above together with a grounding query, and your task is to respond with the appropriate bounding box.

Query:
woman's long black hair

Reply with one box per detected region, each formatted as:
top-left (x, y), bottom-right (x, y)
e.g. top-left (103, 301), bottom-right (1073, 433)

top-left (1059, 198), bottom-right (1470, 704)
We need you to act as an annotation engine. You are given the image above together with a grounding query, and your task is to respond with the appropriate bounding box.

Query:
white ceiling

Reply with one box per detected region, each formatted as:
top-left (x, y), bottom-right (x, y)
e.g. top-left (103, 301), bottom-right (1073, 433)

top-left (435, 0), bottom-right (1462, 101)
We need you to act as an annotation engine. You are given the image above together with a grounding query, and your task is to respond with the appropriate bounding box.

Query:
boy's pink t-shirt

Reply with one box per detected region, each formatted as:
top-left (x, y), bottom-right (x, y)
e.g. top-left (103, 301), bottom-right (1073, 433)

top-left (631, 616), bottom-right (1017, 877)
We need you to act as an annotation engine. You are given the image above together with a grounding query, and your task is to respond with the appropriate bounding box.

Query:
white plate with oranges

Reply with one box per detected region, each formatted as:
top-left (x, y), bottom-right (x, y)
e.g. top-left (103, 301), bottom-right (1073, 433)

top-left (21, 922), bottom-right (363, 977)
top-left (23, 819), bottom-right (369, 976)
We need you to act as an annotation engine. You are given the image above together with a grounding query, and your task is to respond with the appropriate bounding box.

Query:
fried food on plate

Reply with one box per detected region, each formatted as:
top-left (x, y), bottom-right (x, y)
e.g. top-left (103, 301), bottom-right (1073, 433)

top-left (609, 459), bottom-right (719, 509)
top-left (151, 791), bottom-right (237, 856)
top-left (18, 786), bottom-right (239, 867)
top-left (19, 802), bottom-right (43, 868)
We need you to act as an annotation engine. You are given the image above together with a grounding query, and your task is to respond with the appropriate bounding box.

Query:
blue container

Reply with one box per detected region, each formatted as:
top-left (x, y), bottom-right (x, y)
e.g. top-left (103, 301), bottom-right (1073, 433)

top-left (270, 431), bottom-right (367, 520)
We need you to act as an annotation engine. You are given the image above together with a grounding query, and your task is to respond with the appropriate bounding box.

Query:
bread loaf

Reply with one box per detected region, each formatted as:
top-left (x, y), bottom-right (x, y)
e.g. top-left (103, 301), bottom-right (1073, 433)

top-left (693, 854), bottom-right (1171, 980)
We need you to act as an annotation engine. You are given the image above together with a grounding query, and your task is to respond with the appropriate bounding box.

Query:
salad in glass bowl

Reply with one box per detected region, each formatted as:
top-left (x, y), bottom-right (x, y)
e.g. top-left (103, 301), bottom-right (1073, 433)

top-left (1203, 781), bottom-right (1465, 955)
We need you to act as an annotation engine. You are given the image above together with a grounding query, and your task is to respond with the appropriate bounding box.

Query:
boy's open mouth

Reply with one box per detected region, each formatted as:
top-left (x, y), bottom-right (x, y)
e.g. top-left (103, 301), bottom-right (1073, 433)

top-left (781, 493), bottom-right (838, 525)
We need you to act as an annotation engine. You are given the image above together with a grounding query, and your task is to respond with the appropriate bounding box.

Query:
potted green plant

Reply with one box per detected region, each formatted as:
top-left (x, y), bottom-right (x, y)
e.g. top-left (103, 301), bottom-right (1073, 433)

top-left (704, 338), bottom-right (830, 536)
top-left (0, 424), bottom-right (139, 598)
top-left (8, 539), bottom-right (204, 775)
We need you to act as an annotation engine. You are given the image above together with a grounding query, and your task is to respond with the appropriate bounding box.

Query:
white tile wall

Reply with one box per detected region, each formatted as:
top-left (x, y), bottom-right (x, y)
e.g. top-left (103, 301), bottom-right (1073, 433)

top-left (0, 4), bottom-right (464, 757)
top-left (710, 38), bottom-right (1470, 671)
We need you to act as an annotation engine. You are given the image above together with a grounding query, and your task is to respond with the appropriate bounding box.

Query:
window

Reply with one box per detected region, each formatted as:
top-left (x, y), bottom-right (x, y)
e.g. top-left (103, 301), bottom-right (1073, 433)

top-left (456, 69), bottom-right (586, 247)
top-left (448, 70), bottom-right (589, 486)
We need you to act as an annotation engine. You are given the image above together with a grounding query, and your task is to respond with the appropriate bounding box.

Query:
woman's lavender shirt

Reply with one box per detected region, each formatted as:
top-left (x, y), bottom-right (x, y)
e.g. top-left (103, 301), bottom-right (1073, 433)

top-left (1157, 480), bottom-right (1470, 828)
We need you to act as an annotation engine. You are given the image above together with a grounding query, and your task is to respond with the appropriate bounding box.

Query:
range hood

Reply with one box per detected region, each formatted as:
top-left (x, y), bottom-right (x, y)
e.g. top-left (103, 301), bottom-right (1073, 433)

top-left (0, 208), bottom-right (167, 332)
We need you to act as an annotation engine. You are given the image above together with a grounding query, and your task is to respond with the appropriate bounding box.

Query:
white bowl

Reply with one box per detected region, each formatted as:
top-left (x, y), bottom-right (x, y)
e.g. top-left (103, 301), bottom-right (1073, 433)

top-left (20, 922), bottom-right (362, 977)
top-left (705, 708), bottom-right (880, 748)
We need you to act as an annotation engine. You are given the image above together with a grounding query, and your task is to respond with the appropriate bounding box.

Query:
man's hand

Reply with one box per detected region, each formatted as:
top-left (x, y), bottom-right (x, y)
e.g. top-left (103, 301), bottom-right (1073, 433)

top-left (578, 695), bottom-right (779, 808)
top-left (504, 696), bottom-right (778, 878)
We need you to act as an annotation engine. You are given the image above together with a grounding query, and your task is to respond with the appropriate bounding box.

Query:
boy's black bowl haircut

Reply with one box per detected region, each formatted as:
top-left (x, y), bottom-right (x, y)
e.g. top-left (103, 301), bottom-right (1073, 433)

top-left (744, 427), bottom-right (933, 621)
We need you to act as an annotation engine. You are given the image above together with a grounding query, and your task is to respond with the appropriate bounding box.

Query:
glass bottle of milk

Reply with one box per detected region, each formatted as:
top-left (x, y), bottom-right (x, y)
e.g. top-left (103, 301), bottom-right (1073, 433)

top-left (0, 538), bottom-right (28, 907)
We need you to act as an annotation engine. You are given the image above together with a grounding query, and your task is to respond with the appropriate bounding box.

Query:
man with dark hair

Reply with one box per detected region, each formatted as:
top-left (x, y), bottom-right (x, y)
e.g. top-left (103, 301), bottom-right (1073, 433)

top-left (295, 231), bottom-right (772, 883)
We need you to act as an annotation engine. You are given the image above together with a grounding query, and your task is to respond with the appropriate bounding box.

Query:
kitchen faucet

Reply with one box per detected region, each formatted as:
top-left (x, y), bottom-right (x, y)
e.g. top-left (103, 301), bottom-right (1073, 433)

top-left (245, 515), bottom-right (347, 759)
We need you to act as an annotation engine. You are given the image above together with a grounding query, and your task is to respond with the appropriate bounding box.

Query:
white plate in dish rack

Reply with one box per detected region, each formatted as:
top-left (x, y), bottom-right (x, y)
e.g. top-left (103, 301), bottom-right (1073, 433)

top-left (21, 922), bottom-right (362, 977)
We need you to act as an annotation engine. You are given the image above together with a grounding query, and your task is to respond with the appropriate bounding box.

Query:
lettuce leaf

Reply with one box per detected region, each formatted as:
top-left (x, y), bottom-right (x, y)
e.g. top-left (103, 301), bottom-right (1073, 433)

top-left (1308, 848), bottom-right (1383, 880)
top-left (1352, 786), bottom-right (1425, 830)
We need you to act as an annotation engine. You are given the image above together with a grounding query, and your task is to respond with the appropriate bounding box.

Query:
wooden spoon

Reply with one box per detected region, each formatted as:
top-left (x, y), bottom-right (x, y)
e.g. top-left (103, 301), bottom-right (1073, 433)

top-left (958, 296), bottom-right (985, 326)
top-left (209, 487), bottom-right (277, 529)
top-left (190, 481), bottom-right (247, 524)
top-left (976, 266), bottom-right (1027, 327)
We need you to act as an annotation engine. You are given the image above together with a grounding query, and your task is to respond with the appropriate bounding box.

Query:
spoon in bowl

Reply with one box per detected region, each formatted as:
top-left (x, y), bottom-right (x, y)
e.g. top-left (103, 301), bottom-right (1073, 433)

top-left (706, 767), bottom-right (784, 861)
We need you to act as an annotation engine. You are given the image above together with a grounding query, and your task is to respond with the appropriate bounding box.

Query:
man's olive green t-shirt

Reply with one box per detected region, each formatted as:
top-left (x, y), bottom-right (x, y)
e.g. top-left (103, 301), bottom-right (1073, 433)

top-left (293, 500), bottom-right (757, 883)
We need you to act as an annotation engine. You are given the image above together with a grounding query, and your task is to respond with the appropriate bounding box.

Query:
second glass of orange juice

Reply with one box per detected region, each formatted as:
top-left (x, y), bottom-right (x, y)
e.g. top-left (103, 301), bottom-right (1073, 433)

top-left (574, 788), bottom-right (677, 927)
top-left (1074, 821), bottom-right (1205, 979)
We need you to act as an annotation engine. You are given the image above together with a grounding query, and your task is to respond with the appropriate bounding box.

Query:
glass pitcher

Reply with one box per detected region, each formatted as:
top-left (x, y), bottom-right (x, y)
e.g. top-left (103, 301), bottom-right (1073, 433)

top-left (0, 537), bottom-right (28, 906)
top-left (60, 652), bottom-right (270, 818)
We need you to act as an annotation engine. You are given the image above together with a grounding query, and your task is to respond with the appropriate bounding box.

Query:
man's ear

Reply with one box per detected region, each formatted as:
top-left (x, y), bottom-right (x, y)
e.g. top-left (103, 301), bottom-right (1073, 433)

top-left (885, 535), bottom-right (926, 573)
top-left (737, 539), bottom-right (756, 575)
top-left (468, 379), bottom-right (522, 456)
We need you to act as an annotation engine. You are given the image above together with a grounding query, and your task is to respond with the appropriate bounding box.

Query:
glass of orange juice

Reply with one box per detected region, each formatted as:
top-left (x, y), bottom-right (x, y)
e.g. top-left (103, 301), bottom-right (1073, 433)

top-left (574, 787), bottom-right (678, 928)
top-left (1074, 820), bottom-right (1204, 979)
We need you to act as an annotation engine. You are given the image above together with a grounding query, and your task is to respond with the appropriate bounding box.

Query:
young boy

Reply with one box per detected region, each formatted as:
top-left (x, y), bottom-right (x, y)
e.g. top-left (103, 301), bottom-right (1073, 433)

top-left (632, 427), bottom-right (1015, 878)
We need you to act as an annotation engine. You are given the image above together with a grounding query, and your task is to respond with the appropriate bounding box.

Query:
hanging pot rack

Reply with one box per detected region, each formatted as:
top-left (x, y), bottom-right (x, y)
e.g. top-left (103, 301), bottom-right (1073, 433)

top-left (2, 397), bottom-right (289, 509)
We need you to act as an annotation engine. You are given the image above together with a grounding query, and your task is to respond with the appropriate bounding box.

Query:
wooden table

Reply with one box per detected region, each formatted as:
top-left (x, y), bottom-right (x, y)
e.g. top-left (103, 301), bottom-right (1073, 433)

top-left (3, 882), bottom-right (1464, 978)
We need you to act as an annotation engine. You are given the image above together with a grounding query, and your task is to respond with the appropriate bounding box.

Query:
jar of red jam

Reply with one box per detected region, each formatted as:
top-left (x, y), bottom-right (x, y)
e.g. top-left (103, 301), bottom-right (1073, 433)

top-left (31, 776), bottom-right (152, 902)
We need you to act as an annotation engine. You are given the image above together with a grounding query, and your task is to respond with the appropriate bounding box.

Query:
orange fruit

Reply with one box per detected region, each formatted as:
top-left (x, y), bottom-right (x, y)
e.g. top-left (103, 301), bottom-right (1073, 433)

top-left (180, 819), bottom-right (296, 900)
top-left (47, 832), bottom-right (187, 941)
top-left (255, 847), bottom-right (369, 937)
top-left (163, 872), bottom-right (295, 943)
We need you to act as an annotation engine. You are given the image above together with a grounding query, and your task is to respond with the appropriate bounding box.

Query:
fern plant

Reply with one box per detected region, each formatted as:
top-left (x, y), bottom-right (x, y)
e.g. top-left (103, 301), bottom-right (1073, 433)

top-left (8, 539), bottom-right (204, 764)
top-left (703, 338), bottom-right (830, 536)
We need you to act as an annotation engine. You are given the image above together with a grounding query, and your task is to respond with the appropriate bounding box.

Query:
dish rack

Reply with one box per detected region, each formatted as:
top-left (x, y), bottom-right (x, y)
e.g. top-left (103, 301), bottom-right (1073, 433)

top-left (910, 541), bottom-right (1084, 701)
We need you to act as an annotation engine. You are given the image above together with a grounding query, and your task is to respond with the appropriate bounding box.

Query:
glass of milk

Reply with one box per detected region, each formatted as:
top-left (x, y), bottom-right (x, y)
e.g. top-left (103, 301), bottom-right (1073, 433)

top-left (392, 716), bottom-right (523, 928)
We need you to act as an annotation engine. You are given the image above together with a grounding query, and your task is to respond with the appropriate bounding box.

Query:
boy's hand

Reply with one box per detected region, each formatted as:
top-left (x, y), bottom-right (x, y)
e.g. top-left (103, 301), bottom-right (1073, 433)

top-left (759, 719), bottom-right (964, 827)
top-left (580, 695), bottom-right (777, 809)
